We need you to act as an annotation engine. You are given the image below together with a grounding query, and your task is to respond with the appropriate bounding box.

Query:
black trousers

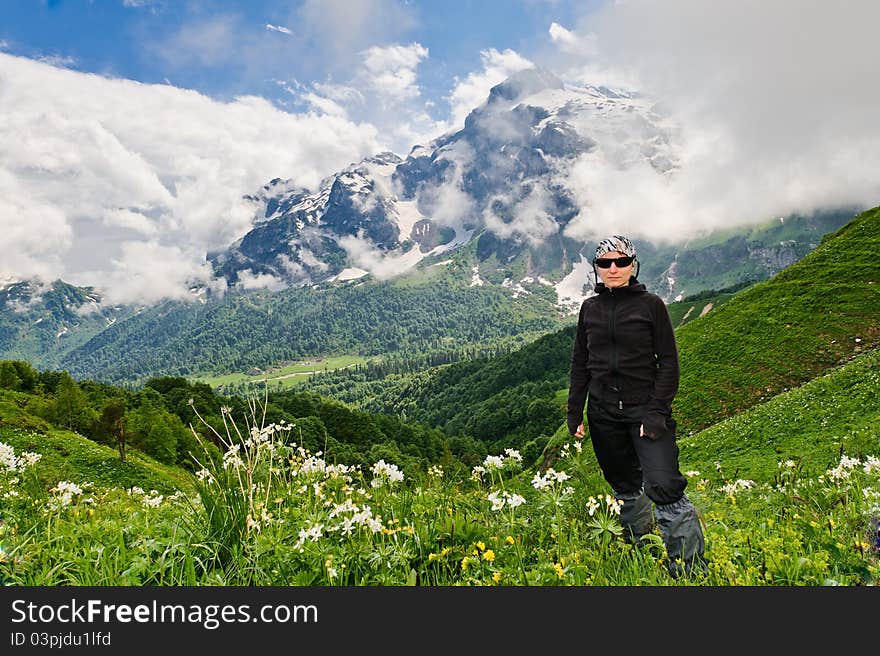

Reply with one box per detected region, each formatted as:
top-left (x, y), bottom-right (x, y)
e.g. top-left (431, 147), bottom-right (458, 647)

top-left (585, 396), bottom-right (687, 506)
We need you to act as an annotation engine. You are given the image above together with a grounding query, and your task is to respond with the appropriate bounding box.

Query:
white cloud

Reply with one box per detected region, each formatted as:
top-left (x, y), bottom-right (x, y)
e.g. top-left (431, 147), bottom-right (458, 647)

top-left (548, 22), bottom-right (594, 56)
top-left (560, 0), bottom-right (880, 242)
top-left (301, 43), bottom-right (445, 154)
top-left (483, 186), bottom-right (559, 246)
top-left (445, 48), bottom-right (535, 129)
top-left (361, 43), bottom-right (428, 102)
top-left (266, 24), bottom-right (293, 36)
top-left (235, 269), bottom-right (288, 292)
top-left (0, 53), bottom-right (383, 303)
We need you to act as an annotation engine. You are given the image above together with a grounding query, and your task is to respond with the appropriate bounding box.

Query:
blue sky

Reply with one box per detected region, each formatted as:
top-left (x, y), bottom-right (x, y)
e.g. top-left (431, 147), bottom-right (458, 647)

top-left (1, 1), bottom-right (878, 304)
top-left (1, 0), bottom-right (596, 120)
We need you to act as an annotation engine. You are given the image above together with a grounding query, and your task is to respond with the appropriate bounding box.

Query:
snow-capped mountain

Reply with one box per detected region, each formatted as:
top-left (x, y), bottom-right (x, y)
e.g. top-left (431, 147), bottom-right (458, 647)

top-left (208, 67), bottom-right (681, 309)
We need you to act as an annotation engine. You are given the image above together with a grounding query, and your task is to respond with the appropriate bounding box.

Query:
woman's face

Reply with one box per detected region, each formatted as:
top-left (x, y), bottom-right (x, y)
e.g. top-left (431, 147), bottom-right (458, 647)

top-left (596, 250), bottom-right (635, 288)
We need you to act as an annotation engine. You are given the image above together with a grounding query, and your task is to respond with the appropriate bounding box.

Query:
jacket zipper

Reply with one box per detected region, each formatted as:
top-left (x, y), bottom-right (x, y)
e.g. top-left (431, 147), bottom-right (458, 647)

top-left (608, 290), bottom-right (621, 407)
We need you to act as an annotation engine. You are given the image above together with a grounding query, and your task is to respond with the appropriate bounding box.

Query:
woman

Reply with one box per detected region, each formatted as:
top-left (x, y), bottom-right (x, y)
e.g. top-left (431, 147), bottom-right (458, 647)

top-left (567, 235), bottom-right (706, 578)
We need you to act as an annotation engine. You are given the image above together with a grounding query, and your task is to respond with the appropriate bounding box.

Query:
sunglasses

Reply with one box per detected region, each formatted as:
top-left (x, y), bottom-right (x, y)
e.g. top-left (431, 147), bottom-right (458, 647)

top-left (594, 256), bottom-right (635, 269)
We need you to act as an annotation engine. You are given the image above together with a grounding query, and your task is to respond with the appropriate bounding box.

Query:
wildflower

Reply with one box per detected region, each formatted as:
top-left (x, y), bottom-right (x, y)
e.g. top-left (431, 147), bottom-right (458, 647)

top-left (505, 535), bottom-right (515, 545)
top-left (531, 468), bottom-right (570, 491)
top-left (370, 459), bottom-right (404, 487)
top-left (19, 451), bottom-right (41, 468)
top-left (476, 541), bottom-right (486, 551)
top-left (483, 550), bottom-right (495, 562)
top-left (492, 571), bottom-right (502, 583)
top-left (142, 493), bottom-right (164, 508)
top-left (554, 562), bottom-right (565, 579)
top-left (0, 442), bottom-right (18, 472)
top-left (503, 448), bottom-right (523, 465)
top-left (428, 465), bottom-right (444, 479)
top-left (721, 479), bottom-right (756, 496)
top-left (827, 456), bottom-right (861, 482)
top-left (50, 480), bottom-right (85, 507)
top-left (864, 456), bottom-right (880, 474)
top-left (483, 455), bottom-right (504, 471)
top-left (488, 490), bottom-right (525, 511)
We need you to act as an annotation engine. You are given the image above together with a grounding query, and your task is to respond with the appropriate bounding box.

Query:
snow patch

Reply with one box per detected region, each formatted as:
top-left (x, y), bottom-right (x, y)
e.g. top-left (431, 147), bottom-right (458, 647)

top-left (555, 255), bottom-right (593, 314)
top-left (395, 199), bottom-right (426, 241)
top-left (330, 267), bottom-right (370, 282)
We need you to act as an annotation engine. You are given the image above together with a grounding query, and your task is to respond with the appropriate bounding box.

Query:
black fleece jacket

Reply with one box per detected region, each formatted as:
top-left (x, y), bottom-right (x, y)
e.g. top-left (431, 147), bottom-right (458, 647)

top-left (566, 278), bottom-right (680, 438)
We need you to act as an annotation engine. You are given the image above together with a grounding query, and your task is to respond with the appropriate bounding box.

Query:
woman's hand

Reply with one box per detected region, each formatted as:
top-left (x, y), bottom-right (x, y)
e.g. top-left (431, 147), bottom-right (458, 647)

top-left (575, 422), bottom-right (585, 439)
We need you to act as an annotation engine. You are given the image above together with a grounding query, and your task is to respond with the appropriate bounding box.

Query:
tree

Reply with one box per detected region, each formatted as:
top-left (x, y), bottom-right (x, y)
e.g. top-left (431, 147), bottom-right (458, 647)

top-left (51, 372), bottom-right (97, 433)
top-left (97, 398), bottom-right (127, 462)
top-left (0, 361), bottom-right (22, 390)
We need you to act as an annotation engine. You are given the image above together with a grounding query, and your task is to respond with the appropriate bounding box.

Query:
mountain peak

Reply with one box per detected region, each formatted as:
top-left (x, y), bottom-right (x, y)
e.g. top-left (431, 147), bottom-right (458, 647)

top-left (485, 66), bottom-right (565, 106)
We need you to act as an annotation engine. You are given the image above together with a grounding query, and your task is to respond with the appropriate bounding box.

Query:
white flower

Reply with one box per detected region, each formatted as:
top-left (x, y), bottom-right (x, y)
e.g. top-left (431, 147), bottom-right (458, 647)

top-left (0, 442), bottom-right (18, 472)
top-left (142, 493), bottom-right (164, 508)
top-left (370, 459), bottom-right (404, 487)
top-left (19, 451), bottom-right (41, 468)
top-left (531, 472), bottom-right (551, 490)
top-left (503, 448), bottom-right (523, 464)
top-left (721, 479), bottom-right (756, 495)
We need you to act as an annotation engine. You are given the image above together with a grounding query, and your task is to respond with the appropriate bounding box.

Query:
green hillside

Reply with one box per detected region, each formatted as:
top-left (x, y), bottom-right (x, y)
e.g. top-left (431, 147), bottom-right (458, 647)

top-left (56, 277), bottom-right (565, 386)
top-left (0, 389), bottom-right (194, 495)
top-left (678, 346), bottom-right (880, 482)
top-left (673, 204), bottom-right (880, 434)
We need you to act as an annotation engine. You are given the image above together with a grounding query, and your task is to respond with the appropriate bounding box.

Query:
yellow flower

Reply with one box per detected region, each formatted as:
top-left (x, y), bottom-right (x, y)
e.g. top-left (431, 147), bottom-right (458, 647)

top-left (554, 562), bottom-right (565, 579)
top-left (492, 571), bottom-right (502, 583)
top-left (483, 550), bottom-right (495, 562)
top-left (428, 553), bottom-right (438, 562)
top-left (476, 541), bottom-right (486, 551)
top-left (461, 557), bottom-right (470, 571)
top-left (505, 535), bottom-right (515, 545)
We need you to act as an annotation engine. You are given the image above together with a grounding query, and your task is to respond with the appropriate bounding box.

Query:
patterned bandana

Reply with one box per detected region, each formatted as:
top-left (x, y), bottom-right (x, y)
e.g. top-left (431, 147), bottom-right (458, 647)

top-left (594, 235), bottom-right (636, 260)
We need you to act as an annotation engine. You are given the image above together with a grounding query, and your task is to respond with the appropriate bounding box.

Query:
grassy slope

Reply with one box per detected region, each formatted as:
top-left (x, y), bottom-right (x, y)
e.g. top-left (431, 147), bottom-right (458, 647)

top-left (540, 346), bottom-right (880, 491)
top-left (679, 346), bottom-right (880, 482)
top-left (0, 390), bottom-right (194, 495)
top-left (673, 205), bottom-right (880, 435)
